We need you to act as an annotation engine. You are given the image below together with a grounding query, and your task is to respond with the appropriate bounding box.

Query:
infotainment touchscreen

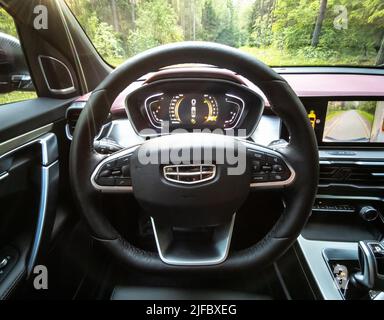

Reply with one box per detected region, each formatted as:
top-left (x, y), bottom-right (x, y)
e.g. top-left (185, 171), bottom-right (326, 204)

top-left (322, 101), bottom-right (384, 143)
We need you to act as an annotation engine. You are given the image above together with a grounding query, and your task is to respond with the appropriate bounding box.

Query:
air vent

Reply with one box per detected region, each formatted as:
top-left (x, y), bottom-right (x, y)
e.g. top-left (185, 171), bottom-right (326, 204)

top-left (320, 161), bottom-right (384, 187)
top-left (65, 103), bottom-right (85, 139)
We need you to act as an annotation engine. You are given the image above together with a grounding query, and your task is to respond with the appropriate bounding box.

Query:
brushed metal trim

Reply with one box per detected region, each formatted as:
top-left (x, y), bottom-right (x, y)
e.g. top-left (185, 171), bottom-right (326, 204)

top-left (0, 171), bottom-right (9, 181)
top-left (27, 160), bottom-right (59, 276)
top-left (0, 123), bottom-right (54, 157)
top-left (151, 213), bottom-right (236, 266)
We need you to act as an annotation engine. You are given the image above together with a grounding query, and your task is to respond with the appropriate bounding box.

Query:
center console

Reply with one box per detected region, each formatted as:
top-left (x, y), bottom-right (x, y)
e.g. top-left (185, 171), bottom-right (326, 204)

top-left (291, 97), bottom-right (384, 300)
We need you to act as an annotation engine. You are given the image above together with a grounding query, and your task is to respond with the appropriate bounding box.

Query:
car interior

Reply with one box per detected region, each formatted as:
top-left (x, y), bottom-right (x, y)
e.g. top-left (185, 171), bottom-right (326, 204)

top-left (0, 0), bottom-right (384, 301)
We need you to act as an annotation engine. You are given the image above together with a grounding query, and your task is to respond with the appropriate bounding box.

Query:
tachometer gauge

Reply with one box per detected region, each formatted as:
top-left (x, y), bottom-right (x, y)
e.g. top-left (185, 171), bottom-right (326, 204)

top-left (169, 94), bottom-right (219, 126)
top-left (144, 93), bottom-right (167, 128)
top-left (223, 94), bottom-right (244, 129)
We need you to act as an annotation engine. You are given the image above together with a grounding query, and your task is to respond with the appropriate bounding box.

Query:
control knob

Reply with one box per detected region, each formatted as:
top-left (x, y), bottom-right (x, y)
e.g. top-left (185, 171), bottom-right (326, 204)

top-left (359, 206), bottom-right (378, 222)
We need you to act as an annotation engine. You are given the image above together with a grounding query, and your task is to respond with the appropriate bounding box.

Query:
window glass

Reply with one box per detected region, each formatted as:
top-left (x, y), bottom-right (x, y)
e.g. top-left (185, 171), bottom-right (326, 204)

top-left (65, 0), bottom-right (384, 68)
top-left (0, 8), bottom-right (37, 105)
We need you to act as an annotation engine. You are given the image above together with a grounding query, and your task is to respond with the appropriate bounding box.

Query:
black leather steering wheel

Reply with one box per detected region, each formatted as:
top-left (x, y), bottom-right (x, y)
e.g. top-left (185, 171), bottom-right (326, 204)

top-left (69, 42), bottom-right (318, 273)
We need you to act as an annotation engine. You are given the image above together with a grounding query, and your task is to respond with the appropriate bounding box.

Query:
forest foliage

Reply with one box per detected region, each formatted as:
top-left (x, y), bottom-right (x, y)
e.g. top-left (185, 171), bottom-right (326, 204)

top-left (65, 0), bottom-right (384, 67)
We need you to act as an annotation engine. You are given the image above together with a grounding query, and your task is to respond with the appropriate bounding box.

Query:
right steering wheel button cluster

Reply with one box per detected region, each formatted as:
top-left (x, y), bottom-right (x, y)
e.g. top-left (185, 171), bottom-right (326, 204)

top-left (249, 150), bottom-right (292, 186)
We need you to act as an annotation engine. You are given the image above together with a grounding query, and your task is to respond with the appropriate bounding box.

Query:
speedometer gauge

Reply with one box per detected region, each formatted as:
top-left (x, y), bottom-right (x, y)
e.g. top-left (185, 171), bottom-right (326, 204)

top-left (169, 94), bottom-right (219, 126)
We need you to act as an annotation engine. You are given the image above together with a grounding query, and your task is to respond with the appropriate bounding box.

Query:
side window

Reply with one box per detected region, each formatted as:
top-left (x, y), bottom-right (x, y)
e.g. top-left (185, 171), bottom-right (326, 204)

top-left (0, 8), bottom-right (36, 105)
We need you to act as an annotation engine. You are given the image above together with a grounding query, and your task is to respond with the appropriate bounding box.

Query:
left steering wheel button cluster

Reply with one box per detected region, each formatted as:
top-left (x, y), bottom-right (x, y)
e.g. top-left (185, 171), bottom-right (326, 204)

top-left (95, 156), bottom-right (132, 188)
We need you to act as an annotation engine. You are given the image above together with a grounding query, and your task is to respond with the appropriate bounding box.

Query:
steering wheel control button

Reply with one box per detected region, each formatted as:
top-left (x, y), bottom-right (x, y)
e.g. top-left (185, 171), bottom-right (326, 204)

top-left (103, 160), bottom-right (116, 170)
top-left (272, 164), bottom-right (283, 172)
top-left (252, 174), bottom-right (269, 182)
top-left (96, 177), bottom-right (115, 186)
top-left (251, 161), bottom-right (261, 172)
top-left (0, 257), bottom-right (8, 269)
top-left (115, 178), bottom-right (131, 186)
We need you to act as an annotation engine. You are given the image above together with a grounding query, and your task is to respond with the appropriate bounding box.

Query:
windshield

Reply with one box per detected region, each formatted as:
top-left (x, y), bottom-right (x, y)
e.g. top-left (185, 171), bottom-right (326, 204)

top-left (65, 0), bottom-right (384, 68)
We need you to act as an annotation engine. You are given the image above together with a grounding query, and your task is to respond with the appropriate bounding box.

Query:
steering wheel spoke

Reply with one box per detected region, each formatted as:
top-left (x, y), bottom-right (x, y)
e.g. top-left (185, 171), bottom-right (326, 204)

top-left (90, 145), bottom-right (140, 193)
top-left (245, 142), bottom-right (296, 191)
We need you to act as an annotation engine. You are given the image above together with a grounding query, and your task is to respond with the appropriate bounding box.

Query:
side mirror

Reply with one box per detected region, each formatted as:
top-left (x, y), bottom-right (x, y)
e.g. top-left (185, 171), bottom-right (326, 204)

top-left (0, 32), bottom-right (34, 94)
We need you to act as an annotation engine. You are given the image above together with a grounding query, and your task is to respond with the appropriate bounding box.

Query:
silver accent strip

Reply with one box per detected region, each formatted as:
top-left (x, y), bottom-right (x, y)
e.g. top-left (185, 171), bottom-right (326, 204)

top-left (27, 160), bottom-right (59, 276)
top-left (0, 123), bottom-right (53, 157)
top-left (374, 292), bottom-right (384, 300)
top-left (38, 55), bottom-right (76, 94)
top-left (0, 171), bottom-right (9, 181)
top-left (245, 142), bottom-right (296, 188)
top-left (0, 131), bottom-right (58, 166)
top-left (320, 160), bottom-right (384, 166)
top-left (320, 149), bottom-right (384, 161)
top-left (297, 236), bottom-right (358, 300)
top-left (90, 145), bottom-right (141, 192)
top-left (151, 213), bottom-right (236, 266)
top-left (163, 164), bottom-right (216, 185)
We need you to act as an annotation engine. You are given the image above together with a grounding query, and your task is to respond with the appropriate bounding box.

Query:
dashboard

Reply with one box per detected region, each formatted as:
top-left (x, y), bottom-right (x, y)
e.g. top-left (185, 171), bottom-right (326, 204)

top-left (125, 78), bottom-right (264, 136)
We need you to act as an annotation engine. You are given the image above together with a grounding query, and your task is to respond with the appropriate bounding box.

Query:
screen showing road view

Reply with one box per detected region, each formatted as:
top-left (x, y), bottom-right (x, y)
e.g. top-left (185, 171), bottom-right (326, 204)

top-left (323, 101), bottom-right (384, 143)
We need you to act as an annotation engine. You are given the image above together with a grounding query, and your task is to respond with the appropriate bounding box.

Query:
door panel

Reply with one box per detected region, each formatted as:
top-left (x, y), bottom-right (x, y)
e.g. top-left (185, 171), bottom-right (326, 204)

top-left (0, 131), bottom-right (59, 299)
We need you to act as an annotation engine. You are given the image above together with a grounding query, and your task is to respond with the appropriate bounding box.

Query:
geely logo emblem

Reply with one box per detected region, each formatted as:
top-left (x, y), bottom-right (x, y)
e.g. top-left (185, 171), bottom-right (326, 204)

top-left (163, 164), bottom-right (216, 185)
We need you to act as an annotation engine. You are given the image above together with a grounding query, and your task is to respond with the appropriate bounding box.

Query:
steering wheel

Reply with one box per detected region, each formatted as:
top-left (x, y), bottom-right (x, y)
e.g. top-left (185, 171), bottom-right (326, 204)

top-left (69, 42), bottom-right (318, 273)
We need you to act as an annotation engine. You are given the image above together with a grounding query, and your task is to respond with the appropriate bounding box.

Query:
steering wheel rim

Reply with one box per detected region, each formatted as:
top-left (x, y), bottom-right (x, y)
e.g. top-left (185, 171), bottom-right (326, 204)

top-left (69, 42), bottom-right (318, 273)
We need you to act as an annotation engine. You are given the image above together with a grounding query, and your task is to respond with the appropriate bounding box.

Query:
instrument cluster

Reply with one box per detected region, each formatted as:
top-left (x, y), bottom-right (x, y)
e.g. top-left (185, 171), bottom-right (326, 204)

top-left (126, 78), bottom-right (264, 136)
top-left (145, 92), bottom-right (244, 129)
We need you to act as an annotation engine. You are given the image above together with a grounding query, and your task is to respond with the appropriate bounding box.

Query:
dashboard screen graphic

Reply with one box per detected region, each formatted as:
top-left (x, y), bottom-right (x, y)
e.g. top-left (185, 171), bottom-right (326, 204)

top-left (145, 93), bottom-right (244, 130)
top-left (322, 101), bottom-right (384, 143)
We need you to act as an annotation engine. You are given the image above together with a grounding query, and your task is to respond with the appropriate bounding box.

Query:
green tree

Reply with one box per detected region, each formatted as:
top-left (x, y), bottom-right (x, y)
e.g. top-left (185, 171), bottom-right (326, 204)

top-left (126, 0), bottom-right (183, 56)
top-left (0, 8), bottom-right (17, 37)
top-left (200, 0), bottom-right (219, 41)
top-left (311, 0), bottom-right (328, 47)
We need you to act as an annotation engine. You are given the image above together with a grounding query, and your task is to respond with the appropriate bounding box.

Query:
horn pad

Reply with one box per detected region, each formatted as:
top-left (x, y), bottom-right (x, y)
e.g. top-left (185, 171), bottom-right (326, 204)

top-left (130, 133), bottom-right (251, 227)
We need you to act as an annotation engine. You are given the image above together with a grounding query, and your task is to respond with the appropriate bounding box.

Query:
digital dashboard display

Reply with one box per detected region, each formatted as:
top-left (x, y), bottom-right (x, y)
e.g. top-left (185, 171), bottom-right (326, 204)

top-left (322, 101), bottom-right (384, 143)
top-left (145, 92), bottom-right (244, 130)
